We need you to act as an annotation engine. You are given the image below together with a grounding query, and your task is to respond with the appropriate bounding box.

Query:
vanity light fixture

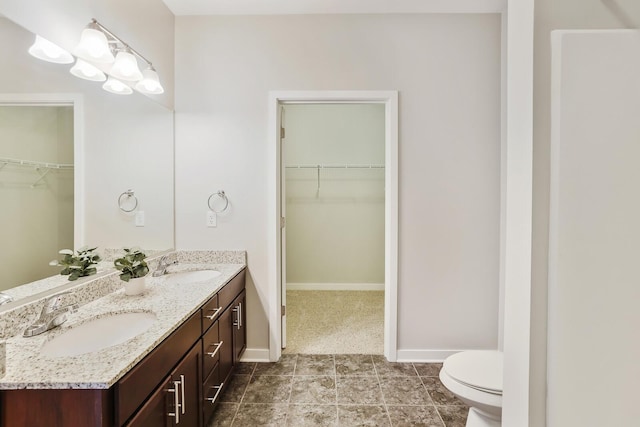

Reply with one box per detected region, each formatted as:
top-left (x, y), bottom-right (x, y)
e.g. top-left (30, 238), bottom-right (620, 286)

top-left (103, 76), bottom-right (133, 95)
top-left (110, 48), bottom-right (143, 81)
top-left (70, 58), bottom-right (106, 81)
top-left (73, 22), bottom-right (115, 64)
top-left (27, 19), bottom-right (164, 96)
top-left (135, 67), bottom-right (165, 94)
top-left (28, 35), bottom-right (74, 64)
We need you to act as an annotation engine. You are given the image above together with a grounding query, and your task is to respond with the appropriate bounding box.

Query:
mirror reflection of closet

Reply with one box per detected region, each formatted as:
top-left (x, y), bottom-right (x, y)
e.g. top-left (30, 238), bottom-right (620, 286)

top-left (0, 104), bottom-right (74, 290)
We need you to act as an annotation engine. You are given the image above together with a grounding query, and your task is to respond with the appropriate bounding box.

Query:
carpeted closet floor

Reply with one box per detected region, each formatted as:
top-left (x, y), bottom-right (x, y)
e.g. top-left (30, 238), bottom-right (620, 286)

top-left (283, 290), bottom-right (384, 354)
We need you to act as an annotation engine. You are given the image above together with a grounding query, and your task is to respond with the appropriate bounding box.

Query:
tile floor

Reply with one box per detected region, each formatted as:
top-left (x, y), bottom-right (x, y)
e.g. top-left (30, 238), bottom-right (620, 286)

top-left (207, 354), bottom-right (468, 426)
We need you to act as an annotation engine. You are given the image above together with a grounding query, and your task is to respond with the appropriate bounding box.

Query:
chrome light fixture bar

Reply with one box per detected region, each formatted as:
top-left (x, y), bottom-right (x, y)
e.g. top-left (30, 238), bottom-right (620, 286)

top-left (86, 19), bottom-right (163, 94)
top-left (28, 18), bottom-right (164, 96)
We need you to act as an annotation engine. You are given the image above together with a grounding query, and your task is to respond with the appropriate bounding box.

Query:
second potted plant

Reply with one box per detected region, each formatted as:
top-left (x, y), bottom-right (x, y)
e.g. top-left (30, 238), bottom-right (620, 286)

top-left (114, 247), bottom-right (149, 296)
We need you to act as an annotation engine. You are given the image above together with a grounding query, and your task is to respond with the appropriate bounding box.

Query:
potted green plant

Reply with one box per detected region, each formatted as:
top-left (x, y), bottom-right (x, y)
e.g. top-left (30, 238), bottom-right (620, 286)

top-left (114, 247), bottom-right (149, 295)
top-left (50, 247), bottom-right (101, 281)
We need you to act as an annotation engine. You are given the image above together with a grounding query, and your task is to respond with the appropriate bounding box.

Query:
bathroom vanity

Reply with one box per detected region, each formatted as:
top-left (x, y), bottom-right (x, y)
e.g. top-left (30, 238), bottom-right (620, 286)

top-left (0, 256), bottom-right (246, 427)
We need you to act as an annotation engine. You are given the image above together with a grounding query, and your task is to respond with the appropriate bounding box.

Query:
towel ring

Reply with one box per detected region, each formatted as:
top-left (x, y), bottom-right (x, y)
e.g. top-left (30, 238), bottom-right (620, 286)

top-left (118, 189), bottom-right (138, 213)
top-left (207, 190), bottom-right (229, 214)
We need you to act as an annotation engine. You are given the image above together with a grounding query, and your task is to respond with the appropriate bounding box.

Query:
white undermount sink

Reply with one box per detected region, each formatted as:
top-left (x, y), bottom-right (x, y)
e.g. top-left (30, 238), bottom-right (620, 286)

top-left (41, 311), bottom-right (157, 357)
top-left (162, 269), bottom-right (221, 285)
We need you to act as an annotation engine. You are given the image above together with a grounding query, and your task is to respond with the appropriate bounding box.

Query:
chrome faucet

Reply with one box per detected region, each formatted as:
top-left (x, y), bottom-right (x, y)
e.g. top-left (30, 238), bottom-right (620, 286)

top-left (23, 291), bottom-right (78, 337)
top-left (152, 255), bottom-right (177, 277)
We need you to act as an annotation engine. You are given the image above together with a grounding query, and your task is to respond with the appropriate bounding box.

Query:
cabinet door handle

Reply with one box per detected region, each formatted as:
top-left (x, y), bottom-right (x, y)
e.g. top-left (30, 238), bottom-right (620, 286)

top-left (206, 341), bottom-right (224, 358)
top-left (206, 383), bottom-right (224, 405)
top-left (205, 307), bottom-right (222, 320)
top-left (167, 380), bottom-right (181, 424)
top-left (180, 374), bottom-right (186, 415)
top-left (233, 303), bottom-right (242, 330)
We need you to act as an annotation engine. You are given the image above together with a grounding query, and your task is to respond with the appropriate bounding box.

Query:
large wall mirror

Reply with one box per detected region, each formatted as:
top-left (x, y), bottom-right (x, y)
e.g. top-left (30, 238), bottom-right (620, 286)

top-left (0, 16), bottom-right (174, 307)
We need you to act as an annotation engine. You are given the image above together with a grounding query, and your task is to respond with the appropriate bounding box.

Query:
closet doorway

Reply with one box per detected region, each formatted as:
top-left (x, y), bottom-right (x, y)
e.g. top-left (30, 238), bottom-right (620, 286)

top-left (283, 103), bottom-right (384, 354)
top-left (269, 91), bottom-right (398, 361)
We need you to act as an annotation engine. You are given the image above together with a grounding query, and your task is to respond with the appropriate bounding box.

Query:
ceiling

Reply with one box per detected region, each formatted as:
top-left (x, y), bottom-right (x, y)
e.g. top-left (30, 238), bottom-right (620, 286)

top-left (161, 0), bottom-right (506, 16)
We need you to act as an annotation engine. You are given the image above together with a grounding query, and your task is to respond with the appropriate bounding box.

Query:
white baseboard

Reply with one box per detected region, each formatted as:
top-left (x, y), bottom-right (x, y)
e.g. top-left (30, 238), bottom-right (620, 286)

top-left (287, 282), bottom-right (385, 291)
top-left (396, 349), bottom-right (463, 363)
top-left (240, 348), bottom-right (270, 362)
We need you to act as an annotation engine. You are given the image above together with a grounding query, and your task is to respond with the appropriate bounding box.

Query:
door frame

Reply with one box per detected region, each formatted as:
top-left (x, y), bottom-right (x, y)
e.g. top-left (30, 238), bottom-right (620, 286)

top-left (267, 90), bottom-right (398, 362)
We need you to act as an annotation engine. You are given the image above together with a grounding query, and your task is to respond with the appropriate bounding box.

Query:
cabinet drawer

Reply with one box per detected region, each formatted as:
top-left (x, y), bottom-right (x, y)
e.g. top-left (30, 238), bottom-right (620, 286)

top-left (201, 294), bottom-right (220, 333)
top-left (202, 363), bottom-right (223, 425)
top-left (217, 270), bottom-right (245, 312)
top-left (115, 312), bottom-right (201, 425)
top-left (202, 320), bottom-right (222, 379)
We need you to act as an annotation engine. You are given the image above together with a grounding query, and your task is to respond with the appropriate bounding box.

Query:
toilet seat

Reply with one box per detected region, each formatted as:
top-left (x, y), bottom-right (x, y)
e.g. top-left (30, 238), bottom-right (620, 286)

top-left (443, 350), bottom-right (503, 395)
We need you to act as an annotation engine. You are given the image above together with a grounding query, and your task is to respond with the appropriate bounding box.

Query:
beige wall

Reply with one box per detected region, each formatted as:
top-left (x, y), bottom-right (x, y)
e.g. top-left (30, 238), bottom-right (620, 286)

top-left (0, 106), bottom-right (74, 290)
top-left (284, 104), bottom-right (385, 285)
top-left (175, 14), bottom-right (502, 357)
top-left (530, 1), bottom-right (639, 424)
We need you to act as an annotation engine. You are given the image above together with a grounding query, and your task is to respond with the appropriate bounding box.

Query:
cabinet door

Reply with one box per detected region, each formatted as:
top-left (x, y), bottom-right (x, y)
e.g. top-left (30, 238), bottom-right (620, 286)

top-left (126, 376), bottom-right (171, 427)
top-left (232, 290), bottom-right (247, 364)
top-left (218, 305), bottom-right (234, 382)
top-left (170, 343), bottom-right (202, 427)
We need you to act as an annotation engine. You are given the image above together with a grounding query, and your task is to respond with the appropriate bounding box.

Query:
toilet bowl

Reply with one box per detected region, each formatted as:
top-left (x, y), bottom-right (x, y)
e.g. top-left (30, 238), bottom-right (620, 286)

top-left (439, 350), bottom-right (503, 427)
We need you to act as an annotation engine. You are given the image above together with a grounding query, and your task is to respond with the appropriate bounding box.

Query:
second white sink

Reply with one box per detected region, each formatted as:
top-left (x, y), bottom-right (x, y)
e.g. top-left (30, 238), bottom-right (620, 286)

top-left (42, 311), bottom-right (157, 357)
top-left (162, 269), bottom-right (221, 285)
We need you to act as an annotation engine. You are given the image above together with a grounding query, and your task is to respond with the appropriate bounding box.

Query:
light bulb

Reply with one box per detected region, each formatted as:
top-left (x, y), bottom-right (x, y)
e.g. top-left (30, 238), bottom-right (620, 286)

top-left (110, 50), bottom-right (143, 81)
top-left (74, 27), bottom-right (114, 64)
top-left (103, 76), bottom-right (132, 95)
top-left (135, 68), bottom-right (164, 94)
top-left (70, 58), bottom-right (106, 81)
top-left (28, 35), bottom-right (73, 64)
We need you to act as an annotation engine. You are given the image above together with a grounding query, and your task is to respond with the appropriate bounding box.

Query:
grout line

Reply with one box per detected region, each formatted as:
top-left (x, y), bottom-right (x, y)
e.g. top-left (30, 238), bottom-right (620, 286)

top-left (372, 354), bottom-right (394, 426)
top-left (414, 363), bottom-right (448, 427)
top-left (229, 363), bottom-right (257, 426)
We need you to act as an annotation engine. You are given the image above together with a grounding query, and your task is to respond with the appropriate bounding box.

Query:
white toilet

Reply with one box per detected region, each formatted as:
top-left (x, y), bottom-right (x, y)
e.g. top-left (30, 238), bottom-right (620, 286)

top-left (439, 350), bottom-right (503, 427)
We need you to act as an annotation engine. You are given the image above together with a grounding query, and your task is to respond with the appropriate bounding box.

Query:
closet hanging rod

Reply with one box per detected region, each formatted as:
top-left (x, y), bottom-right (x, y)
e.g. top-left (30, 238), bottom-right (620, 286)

top-left (285, 164), bottom-right (384, 169)
top-left (0, 157), bottom-right (74, 170)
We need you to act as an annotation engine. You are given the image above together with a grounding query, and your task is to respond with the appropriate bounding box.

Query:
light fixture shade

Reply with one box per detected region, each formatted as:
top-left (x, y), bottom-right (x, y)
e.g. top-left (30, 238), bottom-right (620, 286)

top-left (28, 35), bottom-right (73, 64)
top-left (110, 50), bottom-right (143, 81)
top-left (102, 76), bottom-right (132, 95)
top-left (134, 68), bottom-right (165, 94)
top-left (70, 58), bottom-right (106, 81)
top-left (74, 28), bottom-right (114, 64)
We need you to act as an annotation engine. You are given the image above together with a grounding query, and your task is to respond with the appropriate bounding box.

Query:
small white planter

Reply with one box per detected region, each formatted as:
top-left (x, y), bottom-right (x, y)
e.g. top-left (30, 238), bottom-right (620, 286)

top-left (123, 276), bottom-right (147, 296)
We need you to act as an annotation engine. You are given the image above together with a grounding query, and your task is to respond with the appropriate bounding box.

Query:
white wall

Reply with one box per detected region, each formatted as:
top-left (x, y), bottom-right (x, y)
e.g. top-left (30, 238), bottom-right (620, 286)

top-left (175, 14), bottom-right (501, 357)
top-left (530, 1), bottom-right (638, 424)
top-left (0, 106), bottom-right (74, 290)
top-left (548, 30), bottom-right (640, 426)
top-left (284, 103), bottom-right (385, 286)
top-left (0, 17), bottom-right (174, 260)
top-left (0, 0), bottom-right (175, 109)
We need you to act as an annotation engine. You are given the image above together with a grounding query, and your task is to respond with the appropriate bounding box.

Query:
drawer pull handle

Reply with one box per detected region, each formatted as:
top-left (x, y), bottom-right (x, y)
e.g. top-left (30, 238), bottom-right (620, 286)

top-left (206, 383), bottom-right (224, 405)
top-left (206, 341), bottom-right (224, 358)
top-left (205, 307), bottom-right (222, 320)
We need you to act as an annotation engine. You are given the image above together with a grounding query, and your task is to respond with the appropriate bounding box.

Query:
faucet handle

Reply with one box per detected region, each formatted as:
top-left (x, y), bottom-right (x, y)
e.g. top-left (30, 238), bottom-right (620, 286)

top-left (44, 291), bottom-right (74, 312)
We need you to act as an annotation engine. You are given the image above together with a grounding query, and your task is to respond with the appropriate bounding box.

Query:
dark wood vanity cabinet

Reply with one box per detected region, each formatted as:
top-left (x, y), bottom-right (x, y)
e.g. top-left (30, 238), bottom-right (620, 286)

top-left (0, 268), bottom-right (246, 427)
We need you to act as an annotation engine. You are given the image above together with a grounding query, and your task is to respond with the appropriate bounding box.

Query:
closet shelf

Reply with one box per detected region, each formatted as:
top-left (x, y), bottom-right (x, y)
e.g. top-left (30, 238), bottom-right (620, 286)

top-left (0, 157), bottom-right (73, 188)
top-left (0, 157), bottom-right (74, 170)
top-left (285, 164), bottom-right (384, 169)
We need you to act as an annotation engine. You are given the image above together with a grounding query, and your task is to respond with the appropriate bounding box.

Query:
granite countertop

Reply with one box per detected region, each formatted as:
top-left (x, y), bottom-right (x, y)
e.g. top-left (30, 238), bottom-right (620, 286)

top-left (0, 262), bottom-right (245, 390)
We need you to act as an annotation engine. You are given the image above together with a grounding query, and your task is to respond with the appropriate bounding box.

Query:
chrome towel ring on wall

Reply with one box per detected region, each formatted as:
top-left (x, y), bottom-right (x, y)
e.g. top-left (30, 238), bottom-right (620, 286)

top-left (118, 189), bottom-right (138, 212)
top-left (208, 190), bottom-right (229, 213)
